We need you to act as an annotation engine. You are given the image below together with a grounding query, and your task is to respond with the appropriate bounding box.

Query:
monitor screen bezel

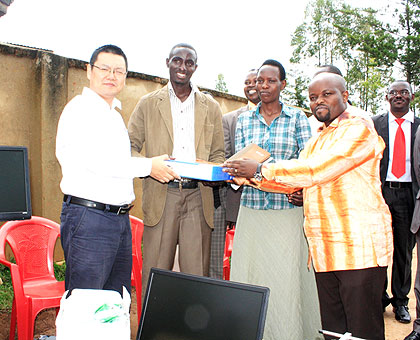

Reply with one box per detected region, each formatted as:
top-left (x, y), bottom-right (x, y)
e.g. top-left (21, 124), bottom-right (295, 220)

top-left (0, 145), bottom-right (32, 221)
top-left (137, 268), bottom-right (270, 340)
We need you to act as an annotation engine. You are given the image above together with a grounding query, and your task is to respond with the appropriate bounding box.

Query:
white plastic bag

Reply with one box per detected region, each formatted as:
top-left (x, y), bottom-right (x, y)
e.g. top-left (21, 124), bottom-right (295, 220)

top-left (56, 287), bottom-right (131, 340)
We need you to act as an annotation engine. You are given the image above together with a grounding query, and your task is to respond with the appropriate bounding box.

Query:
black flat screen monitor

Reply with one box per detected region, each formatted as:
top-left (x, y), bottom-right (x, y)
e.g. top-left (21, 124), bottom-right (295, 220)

top-left (0, 146), bottom-right (32, 221)
top-left (137, 268), bottom-right (270, 340)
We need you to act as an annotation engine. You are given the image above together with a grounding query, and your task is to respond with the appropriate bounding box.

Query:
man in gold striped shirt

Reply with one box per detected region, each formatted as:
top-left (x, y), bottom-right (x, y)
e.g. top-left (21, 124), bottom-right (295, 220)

top-left (224, 72), bottom-right (392, 340)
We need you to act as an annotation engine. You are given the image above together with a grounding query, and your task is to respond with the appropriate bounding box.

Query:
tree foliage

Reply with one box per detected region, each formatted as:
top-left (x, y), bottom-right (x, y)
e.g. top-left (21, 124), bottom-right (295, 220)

top-left (290, 0), bottom-right (403, 114)
top-left (215, 73), bottom-right (228, 93)
top-left (397, 0), bottom-right (420, 113)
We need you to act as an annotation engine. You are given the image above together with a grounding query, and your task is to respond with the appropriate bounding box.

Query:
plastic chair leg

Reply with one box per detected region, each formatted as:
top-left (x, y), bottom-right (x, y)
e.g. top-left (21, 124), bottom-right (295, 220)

top-left (9, 299), bottom-right (16, 340)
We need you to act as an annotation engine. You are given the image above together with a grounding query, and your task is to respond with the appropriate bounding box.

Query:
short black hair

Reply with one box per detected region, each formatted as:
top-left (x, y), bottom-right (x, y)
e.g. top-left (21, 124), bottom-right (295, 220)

top-left (315, 64), bottom-right (343, 77)
top-left (169, 43), bottom-right (197, 60)
top-left (260, 59), bottom-right (286, 81)
top-left (89, 44), bottom-right (128, 70)
top-left (388, 80), bottom-right (413, 94)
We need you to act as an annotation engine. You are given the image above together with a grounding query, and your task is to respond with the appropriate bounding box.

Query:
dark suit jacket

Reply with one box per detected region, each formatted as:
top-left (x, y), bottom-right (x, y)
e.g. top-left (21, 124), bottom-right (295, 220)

top-left (222, 105), bottom-right (249, 222)
top-left (372, 112), bottom-right (420, 202)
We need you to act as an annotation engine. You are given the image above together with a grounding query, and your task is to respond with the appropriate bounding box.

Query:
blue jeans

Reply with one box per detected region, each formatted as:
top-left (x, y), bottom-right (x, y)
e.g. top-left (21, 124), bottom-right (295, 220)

top-left (60, 200), bottom-right (132, 296)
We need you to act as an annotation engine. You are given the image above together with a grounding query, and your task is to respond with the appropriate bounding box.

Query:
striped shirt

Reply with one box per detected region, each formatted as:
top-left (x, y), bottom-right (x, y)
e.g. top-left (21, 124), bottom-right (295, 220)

top-left (235, 102), bottom-right (311, 210)
top-left (255, 110), bottom-right (393, 272)
top-left (168, 82), bottom-right (197, 162)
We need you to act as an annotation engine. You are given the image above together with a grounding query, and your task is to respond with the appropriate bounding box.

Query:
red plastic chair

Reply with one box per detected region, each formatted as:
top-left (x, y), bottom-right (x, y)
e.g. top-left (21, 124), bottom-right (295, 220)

top-left (0, 216), bottom-right (65, 340)
top-left (223, 227), bottom-right (235, 280)
top-left (129, 215), bottom-right (144, 323)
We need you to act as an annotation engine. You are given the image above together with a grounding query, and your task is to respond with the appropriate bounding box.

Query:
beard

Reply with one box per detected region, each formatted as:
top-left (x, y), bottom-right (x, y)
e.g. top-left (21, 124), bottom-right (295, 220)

top-left (314, 108), bottom-right (331, 122)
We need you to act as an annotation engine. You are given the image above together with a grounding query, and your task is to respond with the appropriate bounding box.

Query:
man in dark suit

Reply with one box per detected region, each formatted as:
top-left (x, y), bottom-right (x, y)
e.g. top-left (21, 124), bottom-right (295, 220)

top-left (373, 80), bottom-right (419, 323)
top-left (223, 69), bottom-right (260, 225)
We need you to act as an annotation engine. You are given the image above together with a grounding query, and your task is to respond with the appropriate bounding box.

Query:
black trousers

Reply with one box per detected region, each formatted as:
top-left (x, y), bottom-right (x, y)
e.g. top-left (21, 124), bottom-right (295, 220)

top-left (315, 267), bottom-right (387, 340)
top-left (382, 185), bottom-right (415, 306)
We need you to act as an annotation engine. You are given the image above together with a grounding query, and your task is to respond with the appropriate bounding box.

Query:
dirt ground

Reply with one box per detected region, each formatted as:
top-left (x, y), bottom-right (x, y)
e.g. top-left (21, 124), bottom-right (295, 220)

top-left (0, 289), bottom-right (140, 340)
top-left (0, 255), bottom-right (418, 340)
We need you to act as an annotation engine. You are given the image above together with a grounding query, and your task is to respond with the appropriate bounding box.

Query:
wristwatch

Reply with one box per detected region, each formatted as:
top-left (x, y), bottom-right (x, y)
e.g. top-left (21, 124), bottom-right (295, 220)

top-left (254, 163), bottom-right (263, 181)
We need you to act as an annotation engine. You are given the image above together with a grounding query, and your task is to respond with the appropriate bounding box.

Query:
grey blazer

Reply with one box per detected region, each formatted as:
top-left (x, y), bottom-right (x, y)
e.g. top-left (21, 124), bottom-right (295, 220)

top-left (411, 127), bottom-right (420, 233)
top-left (222, 105), bottom-right (249, 222)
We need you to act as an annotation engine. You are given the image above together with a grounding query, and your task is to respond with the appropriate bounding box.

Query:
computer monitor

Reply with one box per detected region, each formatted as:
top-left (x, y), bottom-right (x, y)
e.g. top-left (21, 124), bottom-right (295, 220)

top-left (0, 146), bottom-right (32, 221)
top-left (137, 268), bottom-right (270, 340)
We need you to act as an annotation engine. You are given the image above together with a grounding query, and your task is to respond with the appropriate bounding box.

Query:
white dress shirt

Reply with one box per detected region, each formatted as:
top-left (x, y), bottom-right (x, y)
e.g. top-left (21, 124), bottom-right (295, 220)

top-left (168, 82), bottom-right (196, 162)
top-left (386, 110), bottom-right (414, 182)
top-left (56, 87), bottom-right (152, 205)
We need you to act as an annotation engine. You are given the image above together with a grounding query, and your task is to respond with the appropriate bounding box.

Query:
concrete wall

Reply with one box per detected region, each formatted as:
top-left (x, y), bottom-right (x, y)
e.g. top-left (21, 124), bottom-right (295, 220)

top-left (0, 43), bottom-right (246, 225)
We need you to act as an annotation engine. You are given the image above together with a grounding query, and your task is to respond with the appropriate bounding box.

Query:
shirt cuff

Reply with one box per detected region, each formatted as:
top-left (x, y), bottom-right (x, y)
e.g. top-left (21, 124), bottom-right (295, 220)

top-left (131, 156), bottom-right (152, 178)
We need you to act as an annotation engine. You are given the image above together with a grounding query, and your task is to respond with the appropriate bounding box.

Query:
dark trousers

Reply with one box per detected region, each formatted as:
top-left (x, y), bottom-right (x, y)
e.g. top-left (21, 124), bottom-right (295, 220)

top-left (209, 186), bottom-right (227, 279)
top-left (60, 201), bottom-right (132, 296)
top-left (315, 267), bottom-right (387, 340)
top-left (382, 186), bottom-right (415, 306)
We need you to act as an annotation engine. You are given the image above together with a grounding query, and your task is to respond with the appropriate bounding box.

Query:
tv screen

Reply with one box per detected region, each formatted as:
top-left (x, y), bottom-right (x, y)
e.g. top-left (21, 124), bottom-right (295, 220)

top-left (0, 146), bottom-right (32, 221)
top-left (137, 268), bottom-right (270, 340)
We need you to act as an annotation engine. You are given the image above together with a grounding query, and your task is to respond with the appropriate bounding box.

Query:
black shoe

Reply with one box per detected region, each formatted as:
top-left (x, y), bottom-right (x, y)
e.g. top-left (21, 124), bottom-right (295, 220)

top-left (404, 331), bottom-right (420, 340)
top-left (394, 305), bottom-right (411, 323)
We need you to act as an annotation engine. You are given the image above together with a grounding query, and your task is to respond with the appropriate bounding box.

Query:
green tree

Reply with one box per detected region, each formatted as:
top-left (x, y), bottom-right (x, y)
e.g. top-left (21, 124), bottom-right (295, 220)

top-left (397, 0), bottom-right (420, 85)
top-left (215, 73), bottom-right (228, 93)
top-left (335, 5), bottom-right (397, 112)
top-left (396, 0), bottom-right (420, 114)
top-left (290, 0), bottom-right (398, 114)
top-left (290, 0), bottom-right (341, 66)
top-left (286, 69), bottom-right (310, 109)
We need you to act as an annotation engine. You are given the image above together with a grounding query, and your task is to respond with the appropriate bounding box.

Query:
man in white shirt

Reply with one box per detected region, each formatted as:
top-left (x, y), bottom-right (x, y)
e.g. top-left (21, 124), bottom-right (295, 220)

top-left (373, 80), bottom-right (420, 323)
top-left (128, 43), bottom-right (225, 299)
top-left (56, 44), bottom-right (177, 295)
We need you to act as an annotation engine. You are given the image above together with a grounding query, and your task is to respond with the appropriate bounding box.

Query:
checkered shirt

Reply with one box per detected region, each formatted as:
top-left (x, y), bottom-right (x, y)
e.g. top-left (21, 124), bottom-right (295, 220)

top-left (235, 102), bottom-right (311, 210)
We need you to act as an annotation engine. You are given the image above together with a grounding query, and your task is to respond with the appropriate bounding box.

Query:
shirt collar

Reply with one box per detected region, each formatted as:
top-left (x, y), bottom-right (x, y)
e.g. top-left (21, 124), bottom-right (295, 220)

top-left (168, 81), bottom-right (198, 98)
top-left (320, 109), bottom-right (351, 130)
top-left (255, 100), bottom-right (290, 118)
top-left (82, 87), bottom-right (121, 110)
top-left (388, 110), bottom-right (414, 124)
top-left (248, 101), bottom-right (257, 110)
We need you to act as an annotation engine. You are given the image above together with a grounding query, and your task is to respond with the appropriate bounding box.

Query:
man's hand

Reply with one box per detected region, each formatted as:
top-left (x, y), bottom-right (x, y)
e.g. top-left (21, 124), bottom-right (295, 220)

top-left (223, 159), bottom-right (259, 179)
top-left (150, 155), bottom-right (180, 183)
top-left (232, 177), bottom-right (248, 186)
top-left (287, 190), bottom-right (303, 206)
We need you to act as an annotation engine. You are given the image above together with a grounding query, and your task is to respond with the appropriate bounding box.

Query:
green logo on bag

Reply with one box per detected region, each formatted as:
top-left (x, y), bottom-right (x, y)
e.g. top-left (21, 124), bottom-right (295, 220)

top-left (94, 304), bottom-right (123, 323)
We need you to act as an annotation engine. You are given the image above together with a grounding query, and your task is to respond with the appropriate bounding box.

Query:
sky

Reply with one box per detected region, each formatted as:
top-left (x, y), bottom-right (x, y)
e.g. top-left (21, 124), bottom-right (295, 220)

top-left (0, 0), bottom-right (387, 97)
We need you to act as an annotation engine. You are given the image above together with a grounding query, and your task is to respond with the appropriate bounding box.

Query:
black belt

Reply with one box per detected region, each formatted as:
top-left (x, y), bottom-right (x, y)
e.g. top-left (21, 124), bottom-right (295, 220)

top-left (385, 181), bottom-right (411, 189)
top-left (168, 179), bottom-right (198, 189)
top-left (63, 195), bottom-right (133, 215)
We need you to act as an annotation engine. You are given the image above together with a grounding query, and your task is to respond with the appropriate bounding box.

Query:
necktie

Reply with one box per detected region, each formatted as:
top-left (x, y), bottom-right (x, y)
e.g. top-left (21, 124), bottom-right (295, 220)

top-left (392, 118), bottom-right (406, 178)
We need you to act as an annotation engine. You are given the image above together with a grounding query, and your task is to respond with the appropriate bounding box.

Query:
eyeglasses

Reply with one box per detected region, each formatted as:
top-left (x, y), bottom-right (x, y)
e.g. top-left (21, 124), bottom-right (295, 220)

top-left (388, 89), bottom-right (411, 96)
top-left (91, 64), bottom-right (127, 77)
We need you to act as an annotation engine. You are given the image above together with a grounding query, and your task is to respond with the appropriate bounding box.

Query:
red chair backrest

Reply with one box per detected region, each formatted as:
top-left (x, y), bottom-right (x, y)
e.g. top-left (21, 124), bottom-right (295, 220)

top-left (0, 216), bottom-right (60, 282)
